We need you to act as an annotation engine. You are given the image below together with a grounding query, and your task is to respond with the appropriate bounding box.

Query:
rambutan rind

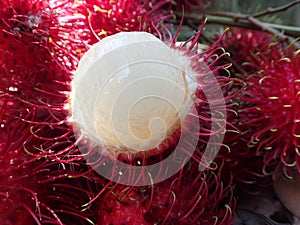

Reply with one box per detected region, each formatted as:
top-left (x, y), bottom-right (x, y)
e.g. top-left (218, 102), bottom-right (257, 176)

top-left (220, 28), bottom-right (300, 177)
top-left (96, 160), bottom-right (235, 225)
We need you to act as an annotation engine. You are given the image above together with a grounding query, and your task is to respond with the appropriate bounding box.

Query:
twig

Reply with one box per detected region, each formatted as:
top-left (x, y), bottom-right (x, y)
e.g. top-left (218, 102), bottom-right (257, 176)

top-left (247, 16), bottom-right (293, 42)
top-left (207, 11), bottom-right (294, 42)
top-left (174, 12), bottom-right (300, 47)
top-left (252, 0), bottom-right (300, 18)
top-left (209, 13), bottom-right (300, 43)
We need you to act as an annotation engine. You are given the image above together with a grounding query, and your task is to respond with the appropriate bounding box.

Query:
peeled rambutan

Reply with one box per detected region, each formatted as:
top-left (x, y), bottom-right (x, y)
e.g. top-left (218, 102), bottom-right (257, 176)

top-left (70, 20), bottom-right (238, 181)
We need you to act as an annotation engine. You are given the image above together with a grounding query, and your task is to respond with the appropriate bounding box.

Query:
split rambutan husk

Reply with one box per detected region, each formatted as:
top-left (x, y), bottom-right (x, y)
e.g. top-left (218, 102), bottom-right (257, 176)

top-left (219, 28), bottom-right (300, 178)
top-left (96, 160), bottom-right (235, 225)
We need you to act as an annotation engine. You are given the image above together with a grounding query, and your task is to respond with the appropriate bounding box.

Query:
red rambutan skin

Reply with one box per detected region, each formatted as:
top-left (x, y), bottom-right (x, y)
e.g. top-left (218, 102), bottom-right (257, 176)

top-left (97, 160), bottom-right (235, 225)
top-left (217, 131), bottom-right (267, 193)
top-left (239, 46), bottom-right (300, 176)
top-left (0, 56), bottom-right (94, 223)
top-left (219, 28), bottom-right (273, 75)
top-left (0, 1), bottom-right (100, 224)
top-left (0, 94), bottom-right (91, 225)
top-left (82, 0), bottom-right (173, 44)
top-left (177, 28), bottom-right (264, 191)
top-left (220, 28), bottom-right (300, 176)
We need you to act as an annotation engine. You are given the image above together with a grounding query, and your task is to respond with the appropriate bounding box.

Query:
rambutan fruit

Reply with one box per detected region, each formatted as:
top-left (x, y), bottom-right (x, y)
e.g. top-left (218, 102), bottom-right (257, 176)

top-left (0, 91), bottom-right (99, 224)
top-left (0, 1), bottom-right (100, 224)
top-left (70, 21), bottom-right (239, 184)
top-left (220, 28), bottom-right (300, 177)
top-left (238, 44), bottom-right (300, 176)
top-left (70, 20), bottom-right (241, 224)
top-left (216, 132), bottom-right (266, 193)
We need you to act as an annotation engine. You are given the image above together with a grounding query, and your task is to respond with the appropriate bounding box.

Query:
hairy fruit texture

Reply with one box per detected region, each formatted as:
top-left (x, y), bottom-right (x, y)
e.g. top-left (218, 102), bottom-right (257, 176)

top-left (240, 46), bottom-right (300, 176)
top-left (219, 28), bottom-right (274, 75)
top-left (0, 1), bottom-right (99, 224)
top-left (83, 0), bottom-right (172, 44)
top-left (97, 161), bottom-right (235, 225)
top-left (220, 29), bottom-right (300, 176)
top-left (0, 92), bottom-right (98, 225)
top-left (217, 132), bottom-right (266, 193)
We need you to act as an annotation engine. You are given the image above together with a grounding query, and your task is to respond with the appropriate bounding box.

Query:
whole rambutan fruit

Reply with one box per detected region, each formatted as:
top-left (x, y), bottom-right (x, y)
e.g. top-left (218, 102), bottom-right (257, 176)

top-left (0, 91), bottom-right (100, 224)
top-left (0, 0), bottom-right (93, 74)
top-left (237, 43), bottom-right (300, 177)
top-left (220, 29), bottom-right (300, 177)
top-left (217, 132), bottom-right (266, 193)
top-left (215, 28), bottom-right (300, 187)
top-left (0, 1), bottom-right (102, 224)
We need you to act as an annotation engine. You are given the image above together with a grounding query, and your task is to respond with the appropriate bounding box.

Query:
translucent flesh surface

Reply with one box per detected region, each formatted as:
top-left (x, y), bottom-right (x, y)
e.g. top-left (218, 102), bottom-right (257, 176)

top-left (72, 32), bottom-right (196, 152)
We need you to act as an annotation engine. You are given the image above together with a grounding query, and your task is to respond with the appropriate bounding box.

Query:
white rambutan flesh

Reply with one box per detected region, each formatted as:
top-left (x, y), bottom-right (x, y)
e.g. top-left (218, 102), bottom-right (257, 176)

top-left (71, 32), bottom-right (197, 154)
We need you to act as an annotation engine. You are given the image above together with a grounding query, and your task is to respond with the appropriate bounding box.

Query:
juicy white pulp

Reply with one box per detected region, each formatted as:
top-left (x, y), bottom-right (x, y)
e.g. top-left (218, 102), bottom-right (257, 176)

top-left (71, 32), bottom-right (197, 153)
